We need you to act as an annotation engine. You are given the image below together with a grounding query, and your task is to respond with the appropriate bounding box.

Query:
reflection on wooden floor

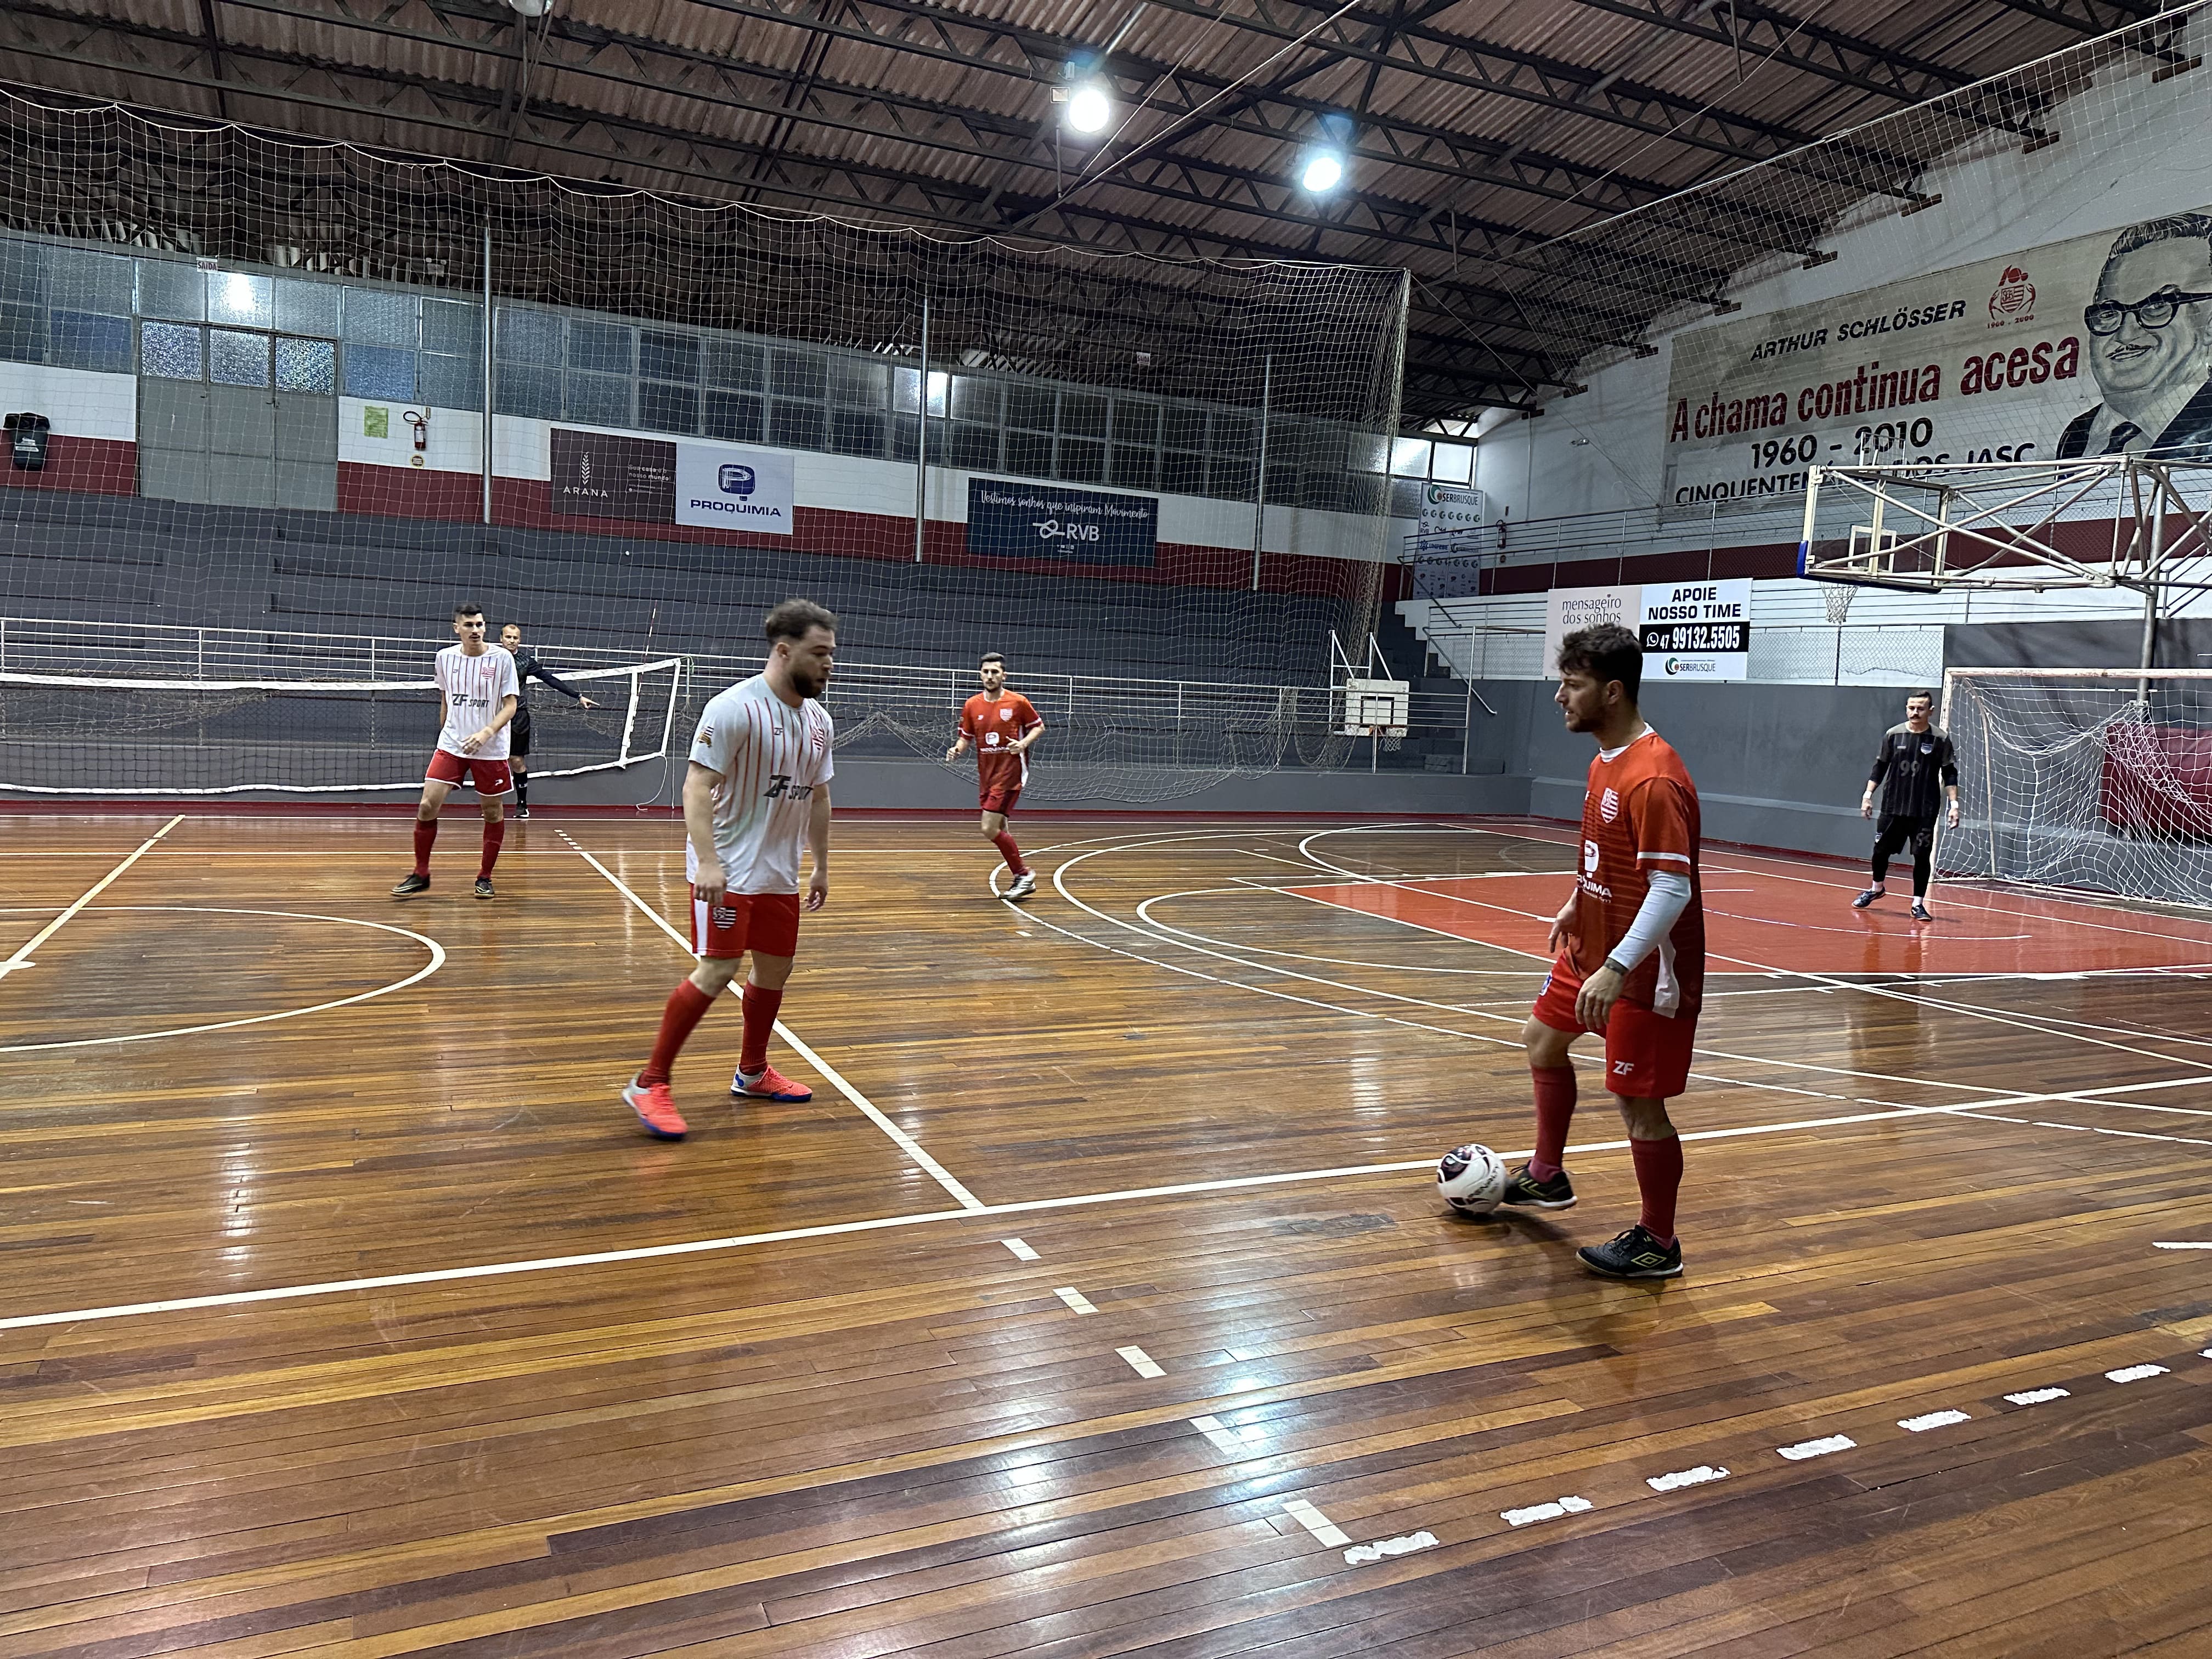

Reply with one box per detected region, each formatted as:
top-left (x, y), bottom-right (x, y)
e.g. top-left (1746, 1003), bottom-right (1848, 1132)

top-left (3, 811), bottom-right (2210, 1657)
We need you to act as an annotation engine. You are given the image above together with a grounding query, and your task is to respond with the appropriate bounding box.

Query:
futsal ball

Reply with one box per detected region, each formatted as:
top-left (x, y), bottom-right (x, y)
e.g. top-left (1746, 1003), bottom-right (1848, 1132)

top-left (1436, 1143), bottom-right (1507, 1216)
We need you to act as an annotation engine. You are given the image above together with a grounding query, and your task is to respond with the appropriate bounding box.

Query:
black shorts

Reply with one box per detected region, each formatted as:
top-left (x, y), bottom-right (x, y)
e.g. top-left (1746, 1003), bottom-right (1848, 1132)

top-left (510, 708), bottom-right (533, 759)
top-left (1874, 812), bottom-right (1937, 858)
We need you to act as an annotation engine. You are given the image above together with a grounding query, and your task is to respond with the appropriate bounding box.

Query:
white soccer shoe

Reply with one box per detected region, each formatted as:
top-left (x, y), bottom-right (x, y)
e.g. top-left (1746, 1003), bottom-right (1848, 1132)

top-left (1004, 870), bottom-right (1037, 902)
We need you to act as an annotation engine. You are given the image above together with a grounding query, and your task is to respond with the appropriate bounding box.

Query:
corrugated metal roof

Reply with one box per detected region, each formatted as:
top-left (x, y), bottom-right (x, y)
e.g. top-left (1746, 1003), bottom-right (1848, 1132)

top-left (0, 0), bottom-right (2187, 418)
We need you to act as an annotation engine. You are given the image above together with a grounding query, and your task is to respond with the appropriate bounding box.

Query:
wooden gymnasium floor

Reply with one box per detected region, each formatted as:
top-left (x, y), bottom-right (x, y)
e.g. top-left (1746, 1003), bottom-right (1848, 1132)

top-left (4, 808), bottom-right (2212, 1658)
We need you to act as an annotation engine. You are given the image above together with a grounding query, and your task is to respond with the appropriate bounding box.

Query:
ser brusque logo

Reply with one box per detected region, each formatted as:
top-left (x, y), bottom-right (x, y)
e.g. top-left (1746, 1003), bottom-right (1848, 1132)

top-left (1988, 266), bottom-right (2036, 326)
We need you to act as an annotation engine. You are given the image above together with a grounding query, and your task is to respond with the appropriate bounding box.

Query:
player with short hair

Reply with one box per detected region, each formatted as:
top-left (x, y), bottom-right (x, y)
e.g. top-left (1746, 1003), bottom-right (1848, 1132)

top-left (622, 598), bottom-right (838, 1140)
top-left (392, 603), bottom-right (519, 901)
top-left (498, 622), bottom-right (598, 820)
top-left (1855, 690), bottom-right (1961, 922)
top-left (1493, 623), bottom-right (1704, 1280)
top-left (946, 651), bottom-right (1044, 901)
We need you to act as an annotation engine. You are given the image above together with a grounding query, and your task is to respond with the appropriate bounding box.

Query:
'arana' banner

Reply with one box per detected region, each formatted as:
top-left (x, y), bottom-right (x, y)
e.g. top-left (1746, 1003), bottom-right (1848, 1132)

top-left (1661, 210), bottom-right (2212, 518)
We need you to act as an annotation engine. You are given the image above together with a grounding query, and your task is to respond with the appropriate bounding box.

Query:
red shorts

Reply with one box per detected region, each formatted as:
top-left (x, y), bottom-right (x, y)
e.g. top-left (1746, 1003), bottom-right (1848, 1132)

top-left (690, 888), bottom-right (803, 961)
top-left (426, 748), bottom-right (514, 797)
top-left (1531, 950), bottom-right (1696, 1100)
top-left (980, 783), bottom-right (1022, 816)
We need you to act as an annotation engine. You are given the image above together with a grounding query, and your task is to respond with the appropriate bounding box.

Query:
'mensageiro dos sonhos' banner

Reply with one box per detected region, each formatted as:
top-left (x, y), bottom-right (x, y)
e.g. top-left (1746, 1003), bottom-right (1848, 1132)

top-left (1661, 210), bottom-right (2212, 517)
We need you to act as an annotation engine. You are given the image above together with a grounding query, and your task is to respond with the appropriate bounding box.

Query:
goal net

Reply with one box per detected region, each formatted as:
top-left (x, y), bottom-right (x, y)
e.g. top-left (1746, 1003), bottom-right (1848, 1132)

top-left (1942, 668), bottom-right (2212, 909)
top-left (0, 92), bottom-right (1410, 802)
top-left (0, 619), bottom-right (682, 795)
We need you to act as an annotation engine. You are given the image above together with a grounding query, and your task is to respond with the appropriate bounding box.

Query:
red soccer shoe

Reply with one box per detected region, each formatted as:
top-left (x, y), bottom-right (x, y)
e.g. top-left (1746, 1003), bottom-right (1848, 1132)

top-left (623, 1075), bottom-right (689, 1140)
top-left (731, 1064), bottom-right (814, 1102)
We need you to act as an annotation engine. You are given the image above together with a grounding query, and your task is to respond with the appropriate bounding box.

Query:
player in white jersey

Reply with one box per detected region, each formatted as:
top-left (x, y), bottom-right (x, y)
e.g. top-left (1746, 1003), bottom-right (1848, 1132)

top-left (623, 599), bottom-right (837, 1139)
top-left (391, 603), bottom-right (520, 901)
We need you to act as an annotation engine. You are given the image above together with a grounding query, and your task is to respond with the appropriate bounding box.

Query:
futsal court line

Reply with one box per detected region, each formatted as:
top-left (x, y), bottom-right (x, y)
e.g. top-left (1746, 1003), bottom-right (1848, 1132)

top-left (1036, 827), bottom-right (2203, 1107)
top-left (4, 1078), bottom-right (2182, 1334)
top-left (0, 906), bottom-right (445, 1053)
top-left (1265, 824), bottom-right (2212, 1063)
top-left (0, 814), bottom-right (182, 981)
top-left (552, 828), bottom-right (985, 1212)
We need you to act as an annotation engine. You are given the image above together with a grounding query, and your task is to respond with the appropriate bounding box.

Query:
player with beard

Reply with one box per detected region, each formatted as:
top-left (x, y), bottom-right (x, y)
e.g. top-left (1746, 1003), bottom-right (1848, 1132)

top-left (1491, 623), bottom-right (1705, 1279)
top-left (622, 600), bottom-right (837, 1139)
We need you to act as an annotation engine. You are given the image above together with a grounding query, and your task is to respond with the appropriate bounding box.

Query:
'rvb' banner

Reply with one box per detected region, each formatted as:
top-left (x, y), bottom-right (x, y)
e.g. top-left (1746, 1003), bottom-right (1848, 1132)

top-left (1661, 208), bottom-right (2212, 517)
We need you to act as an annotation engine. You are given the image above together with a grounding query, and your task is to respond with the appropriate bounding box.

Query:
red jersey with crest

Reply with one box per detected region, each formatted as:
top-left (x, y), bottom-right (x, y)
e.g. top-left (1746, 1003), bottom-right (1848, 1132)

top-left (1571, 728), bottom-right (1705, 1019)
top-left (961, 691), bottom-right (1041, 792)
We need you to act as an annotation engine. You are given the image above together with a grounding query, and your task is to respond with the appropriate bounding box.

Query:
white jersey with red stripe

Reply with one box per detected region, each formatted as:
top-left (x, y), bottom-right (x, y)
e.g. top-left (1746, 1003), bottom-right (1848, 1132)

top-left (435, 644), bottom-right (521, 761)
top-left (685, 674), bottom-right (836, 895)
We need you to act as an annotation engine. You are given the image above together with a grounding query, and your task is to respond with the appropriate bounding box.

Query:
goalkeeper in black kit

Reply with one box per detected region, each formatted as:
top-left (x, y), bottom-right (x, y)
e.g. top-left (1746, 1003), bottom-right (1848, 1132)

top-left (1854, 689), bottom-right (1961, 921)
top-left (499, 622), bottom-right (596, 819)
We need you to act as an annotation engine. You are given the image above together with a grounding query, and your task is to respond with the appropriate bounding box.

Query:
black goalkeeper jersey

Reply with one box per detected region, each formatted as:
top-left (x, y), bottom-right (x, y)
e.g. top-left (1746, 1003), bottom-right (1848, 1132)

top-left (511, 646), bottom-right (586, 706)
top-left (1869, 723), bottom-right (1958, 819)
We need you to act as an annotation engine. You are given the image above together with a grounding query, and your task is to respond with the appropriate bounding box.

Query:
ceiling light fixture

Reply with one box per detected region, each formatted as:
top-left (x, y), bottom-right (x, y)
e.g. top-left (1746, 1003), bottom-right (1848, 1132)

top-left (1300, 148), bottom-right (1345, 193)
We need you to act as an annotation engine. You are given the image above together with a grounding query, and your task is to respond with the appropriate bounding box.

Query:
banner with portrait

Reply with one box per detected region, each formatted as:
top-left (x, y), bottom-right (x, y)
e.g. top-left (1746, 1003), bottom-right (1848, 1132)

top-left (1660, 211), bottom-right (2212, 519)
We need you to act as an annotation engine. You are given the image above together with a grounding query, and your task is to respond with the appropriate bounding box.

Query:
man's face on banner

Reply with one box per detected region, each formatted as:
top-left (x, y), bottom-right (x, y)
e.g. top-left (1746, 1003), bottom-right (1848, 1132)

top-left (2090, 236), bottom-right (2212, 403)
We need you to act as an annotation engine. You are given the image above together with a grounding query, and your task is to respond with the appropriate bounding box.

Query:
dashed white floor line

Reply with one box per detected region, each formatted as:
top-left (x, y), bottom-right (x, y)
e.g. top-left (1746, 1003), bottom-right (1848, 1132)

top-left (2005, 1387), bottom-right (2070, 1406)
top-left (1054, 1286), bottom-right (1098, 1314)
top-left (1776, 1435), bottom-right (1855, 1461)
top-left (1117, 1345), bottom-right (1165, 1379)
top-left (1503, 1496), bottom-right (1593, 1526)
top-left (1001, 1238), bottom-right (1041, 1261)
top-left (2154, 1241), bottom-right (2212, 1250)
top-left (1344, 1531), bottom-right (1438, 1565)
top-left (1646, 1465), bottom-right (1729, 1492)
top-left (1899, 1409), bottom-right (1972, 1432)
top-left (1190, 1415), bottom-right (1247, 1456)
top-left (2105, 1364), bottom-right (2169, 1384)
top-left (1281, 1499), bottom-right (1352, 1549)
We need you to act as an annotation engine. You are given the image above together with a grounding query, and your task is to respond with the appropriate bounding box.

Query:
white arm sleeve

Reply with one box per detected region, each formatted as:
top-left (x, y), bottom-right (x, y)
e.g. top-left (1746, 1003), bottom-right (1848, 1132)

top-left (1605, 871), bottom-right (1692, 974)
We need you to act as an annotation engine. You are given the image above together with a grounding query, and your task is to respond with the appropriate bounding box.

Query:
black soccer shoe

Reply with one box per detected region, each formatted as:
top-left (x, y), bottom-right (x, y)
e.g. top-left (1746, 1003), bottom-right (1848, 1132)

top-left (1910, 901), bottom-right (1933, 922)
top-left (391, 872), bottom-right (431, 899)
top-left (474, 876), bottom-right (496, 900)
top-left (1577, 1224), bottom-right (1683, 1279)
top-left (1497, 1165), bottom-right (1577, 1210)
top-left (1852, 887), bottom-right (1882, 909)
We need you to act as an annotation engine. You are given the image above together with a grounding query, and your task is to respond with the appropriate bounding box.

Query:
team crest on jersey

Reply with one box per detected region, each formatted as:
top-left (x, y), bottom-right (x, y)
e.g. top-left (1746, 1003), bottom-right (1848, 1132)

top-left (1000, 707), bottom-right (1014, 720)
top-left (1599, 787), bottom-right (1621, 823)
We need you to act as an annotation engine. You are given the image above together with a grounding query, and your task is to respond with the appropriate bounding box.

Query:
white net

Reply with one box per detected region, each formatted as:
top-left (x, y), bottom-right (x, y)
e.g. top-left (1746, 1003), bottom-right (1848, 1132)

top-left (1943, 669), bottom-right (2212, 909)
top-left (0, 619), bottom-right (682, 794)
top-left (0, 93), bottom-right (1413, 802)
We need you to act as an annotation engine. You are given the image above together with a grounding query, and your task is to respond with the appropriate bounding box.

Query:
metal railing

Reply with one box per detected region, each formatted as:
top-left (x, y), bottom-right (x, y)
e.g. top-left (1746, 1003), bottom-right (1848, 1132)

top-left (1, 617), bottom-right (1497, 776)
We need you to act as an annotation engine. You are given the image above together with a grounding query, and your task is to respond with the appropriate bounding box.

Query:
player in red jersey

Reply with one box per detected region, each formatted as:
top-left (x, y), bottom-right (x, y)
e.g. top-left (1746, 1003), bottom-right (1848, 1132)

top-left (1494, 623), bottom-right (1703, 1279)
top-left (946, 652), bottom-right (1044, 901)
top-left (391, 603), bottom-right (519, 902)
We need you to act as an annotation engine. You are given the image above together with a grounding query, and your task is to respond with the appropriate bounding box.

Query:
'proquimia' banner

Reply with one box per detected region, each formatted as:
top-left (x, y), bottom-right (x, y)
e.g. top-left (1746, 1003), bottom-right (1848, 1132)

top-left (1660, 210), bottom-right (2212, 518)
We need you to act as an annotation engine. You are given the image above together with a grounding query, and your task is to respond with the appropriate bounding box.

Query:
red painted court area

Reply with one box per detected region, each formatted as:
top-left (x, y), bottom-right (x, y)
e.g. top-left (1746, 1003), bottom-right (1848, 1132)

top-left (1289, 864), bottom-right (2212, 976)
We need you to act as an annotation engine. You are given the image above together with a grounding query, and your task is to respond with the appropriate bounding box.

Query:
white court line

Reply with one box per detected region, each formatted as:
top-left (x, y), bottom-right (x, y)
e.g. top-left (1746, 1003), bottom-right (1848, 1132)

top-left (1118, 1345), bottom-right (1166, 1379)
top-left (1002, 1238), bottom-right (1041, 1261)
top-left (2, 1073), bottom-right (2199, 1333)
top-left (1899, 1409), bottom-right (1971, 1432)
top-left (1646, 1465), bottom-right (1729, 1492)
top-left (2154, 1242), bottom-right (2212, 1250)
top-left (1344, 1531), bottom-right (1438, 1565)
top-left (1281, 1498), bottom-right (1350, 1548)
top-left (1776, 1435), bottom-right (1854, 1461)
top-left (2005, 1388), bottom-right (2069, 1405)
top-left (2106, 1364), bottom-right (2169, 1383)
top-left (0, 907), bottom-right (445, 1053)
top-left (1055, 1286), bottom-right (1098, 1314)
top-left (554, 829), bottom-right (984, 1212)
top-left (0, 814), bottom-right (181, 980)
top-left (0, 1091), bottom-right (2084, 1333)
top-left (1503, 1496), bottom-right (1592, 1527)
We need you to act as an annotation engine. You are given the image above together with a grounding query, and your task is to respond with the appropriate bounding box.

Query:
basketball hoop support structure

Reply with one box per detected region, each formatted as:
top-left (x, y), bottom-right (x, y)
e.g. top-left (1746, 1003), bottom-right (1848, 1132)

top-left (1798, 455), bottom-right (2212, 678)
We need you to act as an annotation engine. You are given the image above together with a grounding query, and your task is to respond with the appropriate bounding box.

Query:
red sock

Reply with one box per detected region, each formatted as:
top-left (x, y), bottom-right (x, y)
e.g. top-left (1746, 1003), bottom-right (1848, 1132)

top-left (478, 819), bottom-right (506, 879)
top-left (639, 980), bottom-right (716, 1087)
top-left (1632, 1134), bottom-right (1684, 1245)
top-left (739, 983), bottom-right (783, 1076)
top-left (411, 819), bottom-right (437, 876)
top-left (1528, 1065), bottom-right (1577, 1180)
top-left (991, 831), bottom-right (1028, 877)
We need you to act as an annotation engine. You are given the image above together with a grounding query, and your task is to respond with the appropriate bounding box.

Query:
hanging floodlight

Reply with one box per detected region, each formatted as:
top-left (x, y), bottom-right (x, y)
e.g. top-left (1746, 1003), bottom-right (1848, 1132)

top-left (1300, 148), bottom-right (1345, 193)
top-left (1061, 82), bottom-right (1113, 136)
